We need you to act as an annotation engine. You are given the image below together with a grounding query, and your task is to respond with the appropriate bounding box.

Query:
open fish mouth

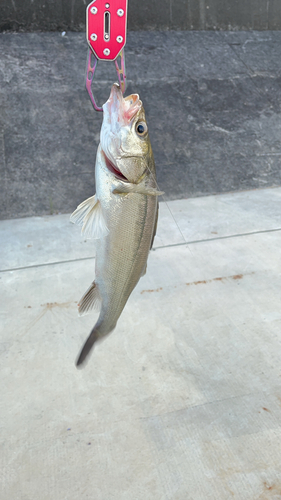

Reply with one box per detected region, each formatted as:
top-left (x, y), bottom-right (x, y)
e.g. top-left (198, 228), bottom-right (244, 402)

top-left (124, 93), bottom-right (142, 121)
top-left (108, 83), bottom-right (142, 123)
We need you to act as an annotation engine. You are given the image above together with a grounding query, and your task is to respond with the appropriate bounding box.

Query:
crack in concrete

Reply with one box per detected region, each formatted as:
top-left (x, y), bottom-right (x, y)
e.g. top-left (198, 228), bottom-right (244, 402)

top-left (1, 226), bottom-right (281, 274)
top-left (139, 391), bottom-right (256, 421)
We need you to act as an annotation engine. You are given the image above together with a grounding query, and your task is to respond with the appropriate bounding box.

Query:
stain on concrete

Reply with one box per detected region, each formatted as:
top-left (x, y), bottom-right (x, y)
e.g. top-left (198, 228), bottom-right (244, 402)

top-left (24, 301), bottom-right (76, 333)
top-left (141, 287), bottom-right (163, 294)
top-left (140, 273), bottom-right (254, 294)
top-left (40, 301), bottom-right (73, 310)
top-left (186, 272), bottom-right (254, 287)
top-left (258, 480), bottom-right (281, 499)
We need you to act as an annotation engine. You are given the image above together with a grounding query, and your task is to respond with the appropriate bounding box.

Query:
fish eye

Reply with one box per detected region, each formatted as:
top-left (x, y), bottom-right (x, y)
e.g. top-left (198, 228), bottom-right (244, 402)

top-left (136, 121), bottom-right (148, 136)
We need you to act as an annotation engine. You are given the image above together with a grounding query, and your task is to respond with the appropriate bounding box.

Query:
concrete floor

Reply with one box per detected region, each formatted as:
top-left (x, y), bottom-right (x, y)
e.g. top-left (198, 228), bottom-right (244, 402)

top-left (1, 187), bottom-right (281, 499)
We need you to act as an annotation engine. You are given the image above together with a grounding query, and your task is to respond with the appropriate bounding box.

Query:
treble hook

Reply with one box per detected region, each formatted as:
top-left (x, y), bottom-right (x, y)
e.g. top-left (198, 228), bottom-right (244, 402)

top-left (86, 48), bottom-right (127, 112)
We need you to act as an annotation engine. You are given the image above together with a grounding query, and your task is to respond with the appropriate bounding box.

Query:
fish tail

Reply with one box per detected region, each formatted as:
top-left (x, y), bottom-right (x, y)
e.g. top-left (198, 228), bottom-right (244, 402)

top-left (76, 327), bottom-right (99, 367)
top-left (76, 320), bottom-right (116, 367)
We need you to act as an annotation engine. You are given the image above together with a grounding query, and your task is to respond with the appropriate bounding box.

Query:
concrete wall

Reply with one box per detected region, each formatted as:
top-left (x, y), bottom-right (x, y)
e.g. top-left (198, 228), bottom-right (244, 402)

top-left (1, 0), bottom-right (281, 32)
top-left (1, 30), bottom-right (281, 219)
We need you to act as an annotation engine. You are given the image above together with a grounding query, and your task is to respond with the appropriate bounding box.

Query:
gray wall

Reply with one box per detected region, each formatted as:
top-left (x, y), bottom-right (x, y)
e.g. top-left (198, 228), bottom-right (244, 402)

top-left (1, 0), bottom-right (281, 32)
top-left (1, 30), bottom-right (281, 219)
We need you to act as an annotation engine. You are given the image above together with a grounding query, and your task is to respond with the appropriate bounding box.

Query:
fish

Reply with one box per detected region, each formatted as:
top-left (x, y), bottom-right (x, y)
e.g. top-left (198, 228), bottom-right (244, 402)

top-left (70, 83), bottom-right (163, 367)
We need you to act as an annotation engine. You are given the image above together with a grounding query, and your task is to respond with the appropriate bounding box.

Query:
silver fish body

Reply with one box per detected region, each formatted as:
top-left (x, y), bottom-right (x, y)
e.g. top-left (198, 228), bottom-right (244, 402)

top-left (71, 84), bottom-right (162, 366)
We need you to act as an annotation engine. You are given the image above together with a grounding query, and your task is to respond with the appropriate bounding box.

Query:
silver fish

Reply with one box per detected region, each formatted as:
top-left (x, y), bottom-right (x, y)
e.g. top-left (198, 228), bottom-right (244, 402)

top-left (70, 83), bottom-right (163, 366)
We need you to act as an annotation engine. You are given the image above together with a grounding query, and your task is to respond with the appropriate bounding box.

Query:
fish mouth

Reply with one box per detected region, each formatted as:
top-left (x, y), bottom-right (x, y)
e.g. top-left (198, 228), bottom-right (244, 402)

top-left (107, 83), bottom-right (142, 123)
top-left (124, 93), bottom-right (142, 121)
top-left (103, 151), bottom-right (128, 181)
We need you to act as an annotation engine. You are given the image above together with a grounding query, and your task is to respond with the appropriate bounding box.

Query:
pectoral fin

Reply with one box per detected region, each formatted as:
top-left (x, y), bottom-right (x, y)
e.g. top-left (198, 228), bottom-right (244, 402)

top-left (70, 195), bottom-right (109, 239)
top-left (112, 183), bottom-right (164, 196)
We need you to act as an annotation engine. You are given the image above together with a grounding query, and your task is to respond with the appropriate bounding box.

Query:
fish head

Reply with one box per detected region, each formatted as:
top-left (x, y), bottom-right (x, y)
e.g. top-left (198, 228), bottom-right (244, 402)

top-left (100, 83), bottom-right (152, 183)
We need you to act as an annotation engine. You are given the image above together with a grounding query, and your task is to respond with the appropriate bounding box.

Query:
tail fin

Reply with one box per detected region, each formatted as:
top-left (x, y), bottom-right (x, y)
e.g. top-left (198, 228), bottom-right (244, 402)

top-left (76, 327), bottom-right (99, 367)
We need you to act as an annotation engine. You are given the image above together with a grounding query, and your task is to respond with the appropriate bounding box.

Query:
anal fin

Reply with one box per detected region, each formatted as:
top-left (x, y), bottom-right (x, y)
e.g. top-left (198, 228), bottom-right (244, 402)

top-left (70, 195), bottom-right (109, 239)
top-left (78, 281), bottom-right (101, 316)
